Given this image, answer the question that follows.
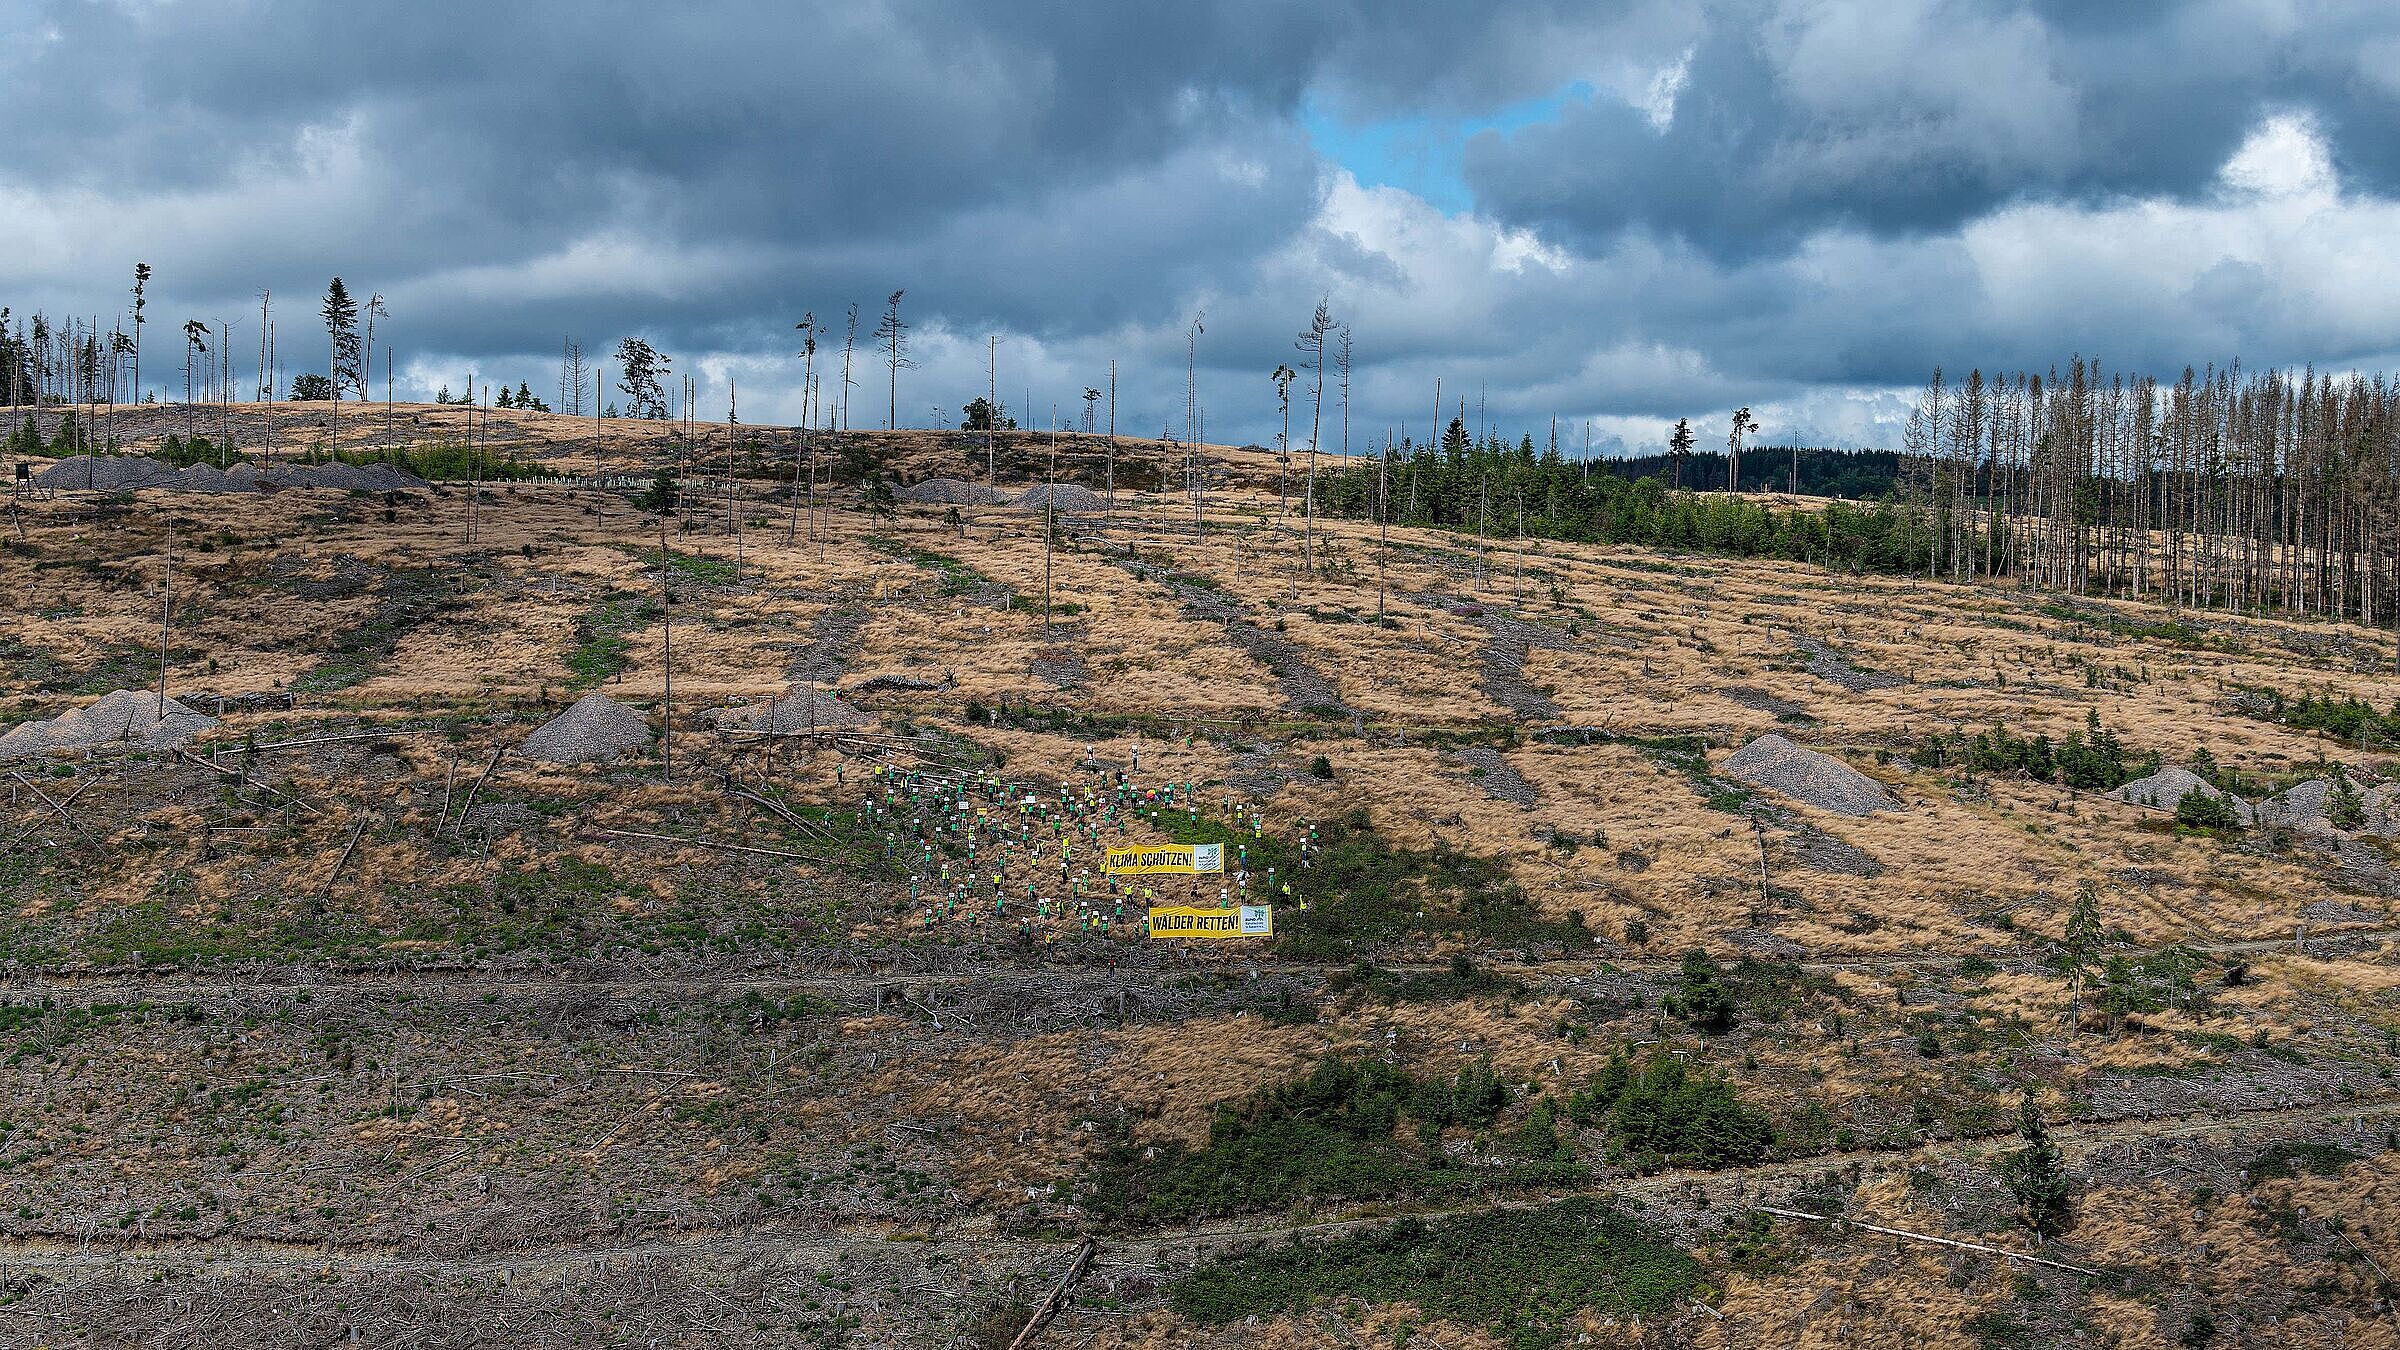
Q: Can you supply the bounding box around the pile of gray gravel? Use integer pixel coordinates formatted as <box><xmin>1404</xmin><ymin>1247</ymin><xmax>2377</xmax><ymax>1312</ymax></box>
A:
<box><xmin>1721</xmin><ymin>733</ymin><xmax>1896</xmax><ymax>815</ymax></box>
<box><xmin>2257</xmin><ymin>776</ymin><xmax>2400</xmax><ymax>836</ymax></box>
<box><xmin>35</xmin><ymin>455</ymin><xmax>426</xmax><ymax>493</ymax></box>
<box><xmin>717</xmin><ymin>688</ymin><xmax>872</xmax><ymax>734</ymax></box>
<box><xmin>1014</xmin><ymin>482</ymin><xmax>1107</xmax><ymax>514</ymax></box>
<box><xmin>899</xmin><ymin>477</ymin><xmax>1006</xmax><ymax>505</ymax></box>
<box><xmin>518</xmin><ymin>692</ymin><xmax>653</xmax><ymax>764</ymax></box>
<box><xmin>2257</xmin><ymin>778</ymin><xmax>2340</xmax><ymax>833</ymax></box>
<box><xmin>0</xmin><ymin>690</ymin><xmax>216</xmax><ymax>760</ymax></box>
<box><xmin>2108</xmin><ymin>766</ymin><xmax>2254</xmax><ymax>821</ymax></box>
<box><xmin>29</xmin><ymin>456</ymin><xmax>178</xmax><ymax>491</ymax></box>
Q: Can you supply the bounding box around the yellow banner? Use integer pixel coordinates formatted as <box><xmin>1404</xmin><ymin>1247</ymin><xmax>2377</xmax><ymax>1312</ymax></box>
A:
<box><xmin>1147</xmin><ymin>905</ymin><xmax>1273</xmax><ymax>939</ymax></box>
<box><xmin>1105</xmin><ymin>842</ymin><xmax>1225</xmax><ymax>875</ymax></box>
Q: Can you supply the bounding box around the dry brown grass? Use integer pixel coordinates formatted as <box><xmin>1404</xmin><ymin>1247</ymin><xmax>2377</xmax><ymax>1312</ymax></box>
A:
<box><xmin>12</xmin><ymin>432</ymin><xmax>2400</xmax><ymax>1347</ymax></box>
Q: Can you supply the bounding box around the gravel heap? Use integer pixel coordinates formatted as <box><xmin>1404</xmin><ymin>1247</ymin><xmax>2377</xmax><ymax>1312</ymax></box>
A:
<box><xmin>718</xmin><ymin>688</ymin><xmax>872</xmax><ymax>734</ymax></box>
<box><xmin>899</xmin><ymin>477</ymin><xmax>1006</xmax><ymax>505</ymax></box>
<box><xmin>2257</xmin><ymin>777</ymin><xmax>2400</xmax><ymax>836</ymax></box>
<box><xmin>2370</xmin><ymin>786</ymin><xmax>2400</xmax><ymax>837</ymax></box>
<box><xmin>2109</xmin><ymin>767</ymin><xmax>2255</xmax><ymax>821</ymax></box>
<box><xmin>1721</xmin><ymin>733</ymin><xmax>1896</xmax><ymax>815</ymax></box>
<box><xmin>35</xmin><ymin>455</ymin><xmax>427</xmax><ymax>493</ymax></box>
<box><xmin>0</xmin><ymin>690</ymin><xmax>216</xmax><ymax>760</ymax></box>
<box><xmin>2300</xmin><ymin>898</ymin><xmax>2384</xmax><ymax>927</ymax></box>
<box><xmin>518</xmin><ymin>692</ymin><xmax>653</xmax><ymax>764</ymax></box>
<box><xmin>31</xmin><ymin>456</ymin><xmax>184</xmax><ymax>490</ymax></box>
<box><xmin>1014</xmin><ymin>482</ymin><xmax>1107</xmax><ymax>514</ymax></box>
<box><xmin>2257</xmin><ymin>778</ymin><xmax>2339</xmax><ymax>833</ymax></box>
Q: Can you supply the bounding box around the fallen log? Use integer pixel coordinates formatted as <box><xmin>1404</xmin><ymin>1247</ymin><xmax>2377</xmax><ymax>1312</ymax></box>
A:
<box><xmin>1754</xmin><ymin>1206</ymin><xmax>2100</xmax><ymax>1276</ymax></box>
<box><xmin>1008</xmin><ymin>1236</ymin><xmax>1098</xmax><ymax>1350</ymax></box>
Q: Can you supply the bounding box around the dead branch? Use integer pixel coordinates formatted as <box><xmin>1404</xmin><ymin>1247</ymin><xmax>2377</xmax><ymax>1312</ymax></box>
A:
<box><xmin>1008</xmin><ymin>1236</ymin><xmax>1098</xmax><ymax>1350</ymax></box>
<box><xmin>175</xmin><ymin>749</ymin><xmax>324</xmax><ymax>816</ymax></box>
<box><xmin>6</xmin><ymin>769</ymin><xmax>96</xmax><ymax>844</ymax></box>
<box><xmin>241</xmin><ymin>728</ymin><xmax>438</xmax><ymax>753</ymax></box>
<box><xmin>1754</xmin><ymin>1206</ymin><xmax>2102</xmax><ymax>1276</ymax></box>
<box><xmin>449</xmin><ymin>746</ymin><xmax>506</xmax><ymax>833</ymax></box>
<box><xmin>319</xmin><ymin>818</ymin><xmax>368</xmax><ymax>898</ymax></box>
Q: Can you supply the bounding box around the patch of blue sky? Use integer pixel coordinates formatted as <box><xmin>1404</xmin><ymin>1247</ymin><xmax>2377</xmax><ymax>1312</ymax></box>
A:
<box><xmin>1301</xmin><ymin>82</ymin><xmax>1593</xmax><ymax>214</ymax></box>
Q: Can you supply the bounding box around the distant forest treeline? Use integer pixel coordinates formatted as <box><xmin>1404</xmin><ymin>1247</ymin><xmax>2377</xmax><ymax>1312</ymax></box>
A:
<box><xmin>1599</xmin><ymin>446</ymin><xmax>1902</xmax><ymax>497</ymax></box>
<box><xmin>1312</xmin><ymin>360</ymin><xmax>2400</xmax><ymax>637</ymax></box>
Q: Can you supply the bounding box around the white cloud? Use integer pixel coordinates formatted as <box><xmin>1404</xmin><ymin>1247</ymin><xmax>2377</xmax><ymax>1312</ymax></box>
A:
<box><xmin>1636</xmin><ymin>48</ymin><xmax>1692</xmax><ymax>132</ymax></box>
<box><xmin>1962</xmin><ymin>112</ymin><xmax>2400</xmax><ymax>362</ymax></box>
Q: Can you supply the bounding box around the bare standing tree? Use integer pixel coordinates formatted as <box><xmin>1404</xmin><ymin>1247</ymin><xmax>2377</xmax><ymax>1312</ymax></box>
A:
<box><xmin>1336</xmin><ymin>327</ymin><xmax>1351</xmax><ymax>464</ymax></box>
<box><xmin>1185</xmin><ymin>311</ymin><xmax>1205</xmax><ymax>523</ymax></box>
<box><xmin>984</xmin><ymin>334</ymin><xmax>1001</xmax><ymax>488</ymax></box>
<box><xmin>657</xmin><ymin>507</ymin><xmax>675</xmax><ymax>784</ymax></box>
<box><xmin>107</xmin><ymin>327</ymin><xmax>132</xmax><ymax>480</ymax></box>
<box><xmin>562</xmin><ymin>338</ymin><xmax>587</xmax><ymax>416</ymax></box>
<box><xmin>1298</xmin><ymin>297</ymin><xmax>1334</xmax><ymax>575</ymax></box>
<box><xmin>1725</xmin><ymin>407</ymin><xmax>1757</xmax><ymax>493</ymax></box>
<box><xmin>180</xmin><ymin>319</ymin><xmax>206</xmax><ymax>438</ymax></box>
<box><xmin>1270</xmin><ymin>362</ymin><xmax>1296</xmax><ymax>512</ymax></box>
<box><xmin>362</xmin><ymin>293</ymin><xmax>387</xmax><ymax>406</ymax></box>
<box><xmin>1376</xmin><ymin>430</ymin><xmax>1391</xmax><ymax>623</ymax></box>
<box><xmin>215</xmin><ymin>316</ymin><xmax>240</xmax><ymax>465</ymax></box>
<box><xmin>875</xmin><ymin>290</ymin><xmax>910</xmax><ymax>430</ymax></box>
<box><xmin>840</xmin><ymin>304</ymin><xmax>858</xmax><ymax>431</ymax></box>
<box><xmin>726</xmin><ymin>379</ymin><xmax>742</xmax><ymax>583</ymax></box>
<box><xmin>789</xmin><ymin>315</ymin><xmax>818</xmax><ymax>543</ymax></box>
<box><xmin>129</xmin><ymin>263</ymin><xmax>149</xmax><ymax>401</ymax></box>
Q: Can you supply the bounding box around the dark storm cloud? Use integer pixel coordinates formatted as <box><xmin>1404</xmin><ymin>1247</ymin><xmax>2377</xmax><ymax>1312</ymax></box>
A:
<box><xmin>2</xmin><ymin>0</ymin><xmax>2398</xmax><ymax>449</ymax></box>
<box><xmin>1463</xmin><ymin>0</ymin><xmax>2400</xmax><ymax>257</ymax></box>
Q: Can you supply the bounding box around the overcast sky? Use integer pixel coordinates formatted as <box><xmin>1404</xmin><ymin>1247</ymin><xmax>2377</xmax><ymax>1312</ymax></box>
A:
<box><xmin>6</xmin><ymin>0</ymin><xmax>2400</xmax><ymax>454</ymax></box>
